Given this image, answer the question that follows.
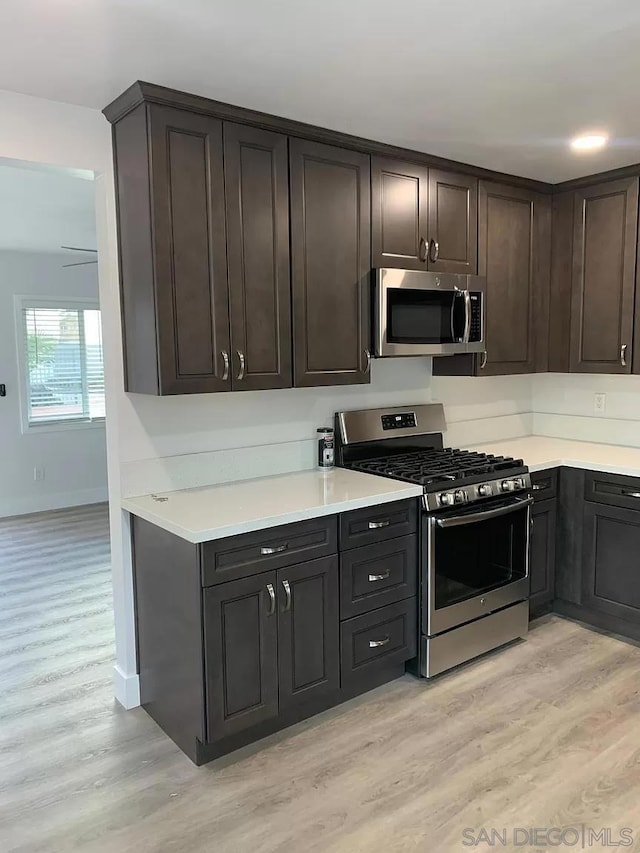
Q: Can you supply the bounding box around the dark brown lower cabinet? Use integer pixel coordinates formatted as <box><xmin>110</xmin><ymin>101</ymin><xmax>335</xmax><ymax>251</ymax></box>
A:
<box><xmin>133</xmin><ymin>499</ymin><xmax>419</xmax><ymax>765</ymax></box>
<box><xmin>529</xmin><ymin>497</ymin><xmax>556</xmax><ymax>618</ymax></box>
<box><xmin>204</xmin><ymin>572</ymin><xmax>279</xmax><ymax>740</ymax></box>
<box><xmin>277</xmin><ymin>557</ymin><xmax>339</xmax><ymax>711</ymax></box>
<box><xmin>582</xmin><ymin>501</ymin><xmax>640</xmax><ymax>626</ymax></box>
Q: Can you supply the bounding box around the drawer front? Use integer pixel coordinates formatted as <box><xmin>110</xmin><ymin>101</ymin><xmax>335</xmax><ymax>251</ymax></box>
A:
<box><xmin>531</xmin><ymin>469</ymin><xmax>558</xmax><ymax>502</ymax></box>
<box><xmin>341</xmin><ymin>599</ymin><xmax>417</xmax><ymax>686</ymax></box>
<box><xmin>340</xmin><ymin>499</ymin><xmax>418</xmax><ymax>550</ymax></box>
<box><xmin>584</xmin><ymin>470</ymin><xmax>640</xmax><ymax>511</ymax></box>
<box><xmin>202</xmin><ymin>516</ymin><xmax>338</xmax><ymax>586</ymax></box>
<box><xmin>340</xmin><ymin>535</ymin><xmax>417</xmax><ymax>619</ymax></box>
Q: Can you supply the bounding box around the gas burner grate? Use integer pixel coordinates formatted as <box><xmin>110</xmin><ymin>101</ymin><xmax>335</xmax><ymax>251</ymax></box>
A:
<box><xmin>349</xmin><ymin>448</ymin><xmax>526</xmax><ymax>490</ymax></box>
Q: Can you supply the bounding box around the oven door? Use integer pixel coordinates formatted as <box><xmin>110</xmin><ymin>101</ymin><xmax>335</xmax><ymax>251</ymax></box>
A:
<box><xmin>375</xmin><ymin>268</ymin><xmax>484</xmax><ymax>357</ymax></box>
<box><xmin>423</xmin><ymin>495</ymin><xmax>532</xmax><ymax>636</ymax></box>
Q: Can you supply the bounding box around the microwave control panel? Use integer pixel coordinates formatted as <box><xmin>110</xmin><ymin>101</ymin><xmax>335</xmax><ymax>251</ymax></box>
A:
<box><xmin>469</xmin><ymin>294</ymin><xmax>482</xmax><ymax>342</ymax></box>
<box><xmin>381</xmin><ymin>412</ymin><xmax>417</xmax><ymax>431</ymax></box>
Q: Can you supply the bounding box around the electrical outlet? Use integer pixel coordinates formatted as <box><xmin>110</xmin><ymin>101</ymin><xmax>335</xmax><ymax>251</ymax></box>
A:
<box><xmin>594</xmin><ymin>393</ymin><xmax>606</xmax><ymax>414</ymax></box>
<box><xmin>33</xmin><ymin>466</ymin><xmax>45</xmax><ymax>482</ymax></box>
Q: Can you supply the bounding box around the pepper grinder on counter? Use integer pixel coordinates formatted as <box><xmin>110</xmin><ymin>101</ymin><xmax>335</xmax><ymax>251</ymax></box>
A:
<box><xmin>317</xmin><ymin>427</ymin><xmax>335</xmax><ymax>470</ymax></box>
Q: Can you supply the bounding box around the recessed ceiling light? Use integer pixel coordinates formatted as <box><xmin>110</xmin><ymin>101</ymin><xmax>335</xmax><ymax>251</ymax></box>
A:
<box><xmin>570</xmin><ymin>133</ymin><xmax>608</xmax><ymax>151</ymax></box>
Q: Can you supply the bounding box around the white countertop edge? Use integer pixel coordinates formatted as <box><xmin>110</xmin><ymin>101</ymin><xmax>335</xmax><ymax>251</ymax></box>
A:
<box><xmin>121</xmin><ymin>484</ymin><xmax>423</xmax><ymax>544</ymax></box>
<box><xmin>529</xmin><ymin>458</ymin><xmax>640</xmax><ymax>477</ymax></box>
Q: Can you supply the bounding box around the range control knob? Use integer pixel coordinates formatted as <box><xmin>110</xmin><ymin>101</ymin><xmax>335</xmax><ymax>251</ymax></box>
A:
<box><xmin>454</xmin><ymin>489</ymin><xmax>467</xmax><ymax>504</ymax></box>
<box><xmin>438</xmin><ymin>492</ymin><xmax>455</xmax><ymax>507</ymax></box>
<box><xmin>501</xmin><ymin>479</ymin><xmax>516</xmax><ymax>493</ymax></box>
<box><xmin>477</xmin><ymin>483</ymin><xmax>493</xmax><ymax>497</ymax></box>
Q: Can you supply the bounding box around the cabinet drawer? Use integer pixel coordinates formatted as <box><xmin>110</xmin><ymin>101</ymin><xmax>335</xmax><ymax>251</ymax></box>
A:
<box><xmin>584</xmin><ymin>471</ymin><xmax>640</xmax><ymax>511</ymax></box>
<box><xmin>340</xmin><ymin>535</ymin><xmax>417</xmax><ymax>619</ymax></box>
<box><xmin>341</xmin><ymin>599</ymin><xmax>417</xmax><ymax>687</ymax></box>
<box><xmin>531</xmin><ymin>469</ymin><xmax>558</xmax><ymax>501</ymax></box>
<box><xmin>339</xmin><ymin>499</ymin><xmax>418</xmax><ymax>550</ymax></box>
<box><xmin>201</xmin><ymin>516</ymin><xmax>338</xmax><ymax>586</ymax></box>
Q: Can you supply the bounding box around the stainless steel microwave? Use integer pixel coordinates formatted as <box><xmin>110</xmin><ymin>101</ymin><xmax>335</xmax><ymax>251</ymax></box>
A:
<box><xmin>374</xmin><ymin>268</ymin><xmax>486</xmax><ymax>357</ymax></box>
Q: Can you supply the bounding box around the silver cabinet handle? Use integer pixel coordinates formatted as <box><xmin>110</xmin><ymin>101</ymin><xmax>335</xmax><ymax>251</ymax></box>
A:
<box><xmin>419</xmin><ymin>236</ymin><xmax>427</xmax><ymax>262</ymax></box>
<box><xmin>368</xmin><ymin>519</ymin><xmax>390</xmax><ymax>529</ymax></box>
<box><xmin>532</xmin><ymin>483</ymin><xmax>548</xmax><ymax>491</ymax></box>
<box><xmin>623</xmin><ymin>491</ymin><xmax>640</xmax><ymax>499</ymax></box>
<box><xmin>266</xmin><ymin>583</ymin><xmax>276</xmax><ymax>617</ymax></box>
<box><xmin>368</xmin><ymin>569</ymin><xmax>391</xmax><ymax>582</ymax></box>
<box><xmin>621</xmin><ymin>344</ymin><xmax>628</xmax><ymax>367</ymax></box>
<box><xmin>221</xmin><ymin>350</ymin><xmax>230</xmax><ymax>381</ymax></box>
<box><xmin>282</xmin><ymin>579</ymin><xmax>291</xmax><ymax>612</ymax></box>
<box><xmin>364</xmin><ymin>349</ymin><xmax>371</xmax><ymax>374</ymax></box>
<box><xmin>429</xmin><ymin>239</ymin><xmax>439</xmax><ymax>263</ymax></box>
<box><xmin>260</xmin><ymin>543</ymin><xmax>287</xmax><ymax>555</ymax></box>
<box><xmin>236</xmin><ymin>350</ymin><xmax>245</xmax><ymax>380</ymax></box>
<box><xmin>369</xmin><ymin>636</ymin><xmax>390</xmax><ymax>648</ymax></box>
<box><xmin>480</xmin><ymin>351</ymin><xmax>488</xmax><ymax>370</ymax></box>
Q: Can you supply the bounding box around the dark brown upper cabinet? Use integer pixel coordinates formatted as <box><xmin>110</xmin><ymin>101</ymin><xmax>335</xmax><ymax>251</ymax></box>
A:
<box><xmin>371</xmin><ymin>158</ymin><xmax>428</xmax><ymax>270</ymax></box>
<box><xmin>569</xmin><ymin>177</ymin><xmax>638</xmax><ymax>375</ymax></box>
<box><xmin>223</xmin><ymin>123</ymin><xmax>292</xmax><ymax>391</ymax></box>
<box><xmin>427</xmin><ymin>169</ymin><xmax>478</xmax><ymax>274</ymax></box>
<box><xmin>290</xmin><ymin>138</ymin><xmax>372</xmax><ymax>388</ymax></box>
<box><xmin>479</xmin><ymin>182</ymin><xmax>551</xmax><ymax>375</ymax></box>
<box><xmin>433</xmin><ymin>181</ymin><xmax>550</xmax><ymax>377</ymax></box>
<box><xmin>371</xmin><ymin>158</ymin><xmax>477</xmax><ymax>274</ymax></box>
<box><xmin>114</xmin><ymin>104</ymin><xmax>231</xmax><ymax>395</ymax></box>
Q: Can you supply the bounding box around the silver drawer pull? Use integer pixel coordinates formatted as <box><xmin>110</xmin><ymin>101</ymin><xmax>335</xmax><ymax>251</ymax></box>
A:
<box><xmin>368</xmin><ymin>520</ymin><xmax>390</xmax><ymax>530</ymax></box>
<box><xmin>623</xmin><ymin>491</ymin><xmax>640</xmax><ymax>499</ymax></box>
<box><xmin>369</xmin><ymin>636</ymin><xmax>390</xmax><ymax>648</ymax></box>
<box><xmin>260</xmin><ymin>544</ymin><xmax>287</xmax><ymax>555</ymax></box>
<box><xmin>532</xmin><ymin>483</ymin><xmax>547</xmax><ymax>491</ymax></box>
<box><xmin>368</xmin><ymin>570</ymin><xmax>391</xmax><ymax>582</ymax></box>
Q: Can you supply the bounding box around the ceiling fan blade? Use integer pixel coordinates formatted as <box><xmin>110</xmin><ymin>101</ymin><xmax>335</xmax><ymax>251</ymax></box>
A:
<box><xmin>61</xmin><ymin>245</ymin><xmax>98</xmax><ymax>253</ymax></box>
<box><xmin>62</xmin><ymin>260</ymin><xmax>99</xmax><ymax>267</ymax></box>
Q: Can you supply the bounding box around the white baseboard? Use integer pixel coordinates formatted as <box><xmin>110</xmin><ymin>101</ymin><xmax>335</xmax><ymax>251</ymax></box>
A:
<box><xmin>113</xmin><ymin>664</ymin><xmax>140</xmax><ymax>709</ymax></box>
<box><xmin>0</xmin><ymin>485</ymin><xmax>109</xmax><ymax>519</ymax></box>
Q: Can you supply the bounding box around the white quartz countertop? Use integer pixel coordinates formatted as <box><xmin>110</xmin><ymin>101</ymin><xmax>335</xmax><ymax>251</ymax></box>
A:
<box><xmin>469</xmin><ymin>436</ymin><xmax>640</xmax><ymax>478</ymax></box>
<box><xmin>122</xmin><ymin>468</ymin><xmax>423</xmax><ymax>544</ymax></box>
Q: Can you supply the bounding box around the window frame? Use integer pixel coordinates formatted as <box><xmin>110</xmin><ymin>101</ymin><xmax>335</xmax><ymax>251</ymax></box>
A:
<box><xmin>14</xmin><ymin>295</ymin><xmax>106</xmax><ymax>434</ymax></box>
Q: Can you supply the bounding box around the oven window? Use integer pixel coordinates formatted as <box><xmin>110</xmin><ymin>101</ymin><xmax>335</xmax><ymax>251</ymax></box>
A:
<box><xmin>434</xmin><ymin>505</ymin><xmax>528</xmax><ymax>610</ymax></box>
<box><xmin>387</xmin><ymin>289</ymin><xmax>464</xmax><ymax>344</ymax></box>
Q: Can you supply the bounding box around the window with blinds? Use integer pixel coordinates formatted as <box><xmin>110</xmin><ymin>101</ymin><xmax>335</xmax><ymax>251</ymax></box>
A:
<box><xmin>20</xmin><ymin>303</ymin><xmax>105</xmax><ymax>426</ymax></box>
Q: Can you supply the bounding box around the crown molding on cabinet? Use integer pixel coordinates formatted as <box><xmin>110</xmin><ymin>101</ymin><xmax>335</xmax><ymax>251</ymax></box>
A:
<box><xmin>103</xmin><ymin>80</ymin><xmax>553</xmax><ymax>195</ymax></box>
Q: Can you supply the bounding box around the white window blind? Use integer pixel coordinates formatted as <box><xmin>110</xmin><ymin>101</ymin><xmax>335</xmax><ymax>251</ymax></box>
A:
<box><xmin>21</xmin><ymin>304</ymin><xmax>105</xmax><ymax>426</ymax></box>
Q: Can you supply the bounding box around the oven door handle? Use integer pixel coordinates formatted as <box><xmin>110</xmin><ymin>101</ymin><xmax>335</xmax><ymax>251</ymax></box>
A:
<box><xmin>435</xmin><ymin>496</ymin><xmax>533</xmax><ymax>528</ymax></box>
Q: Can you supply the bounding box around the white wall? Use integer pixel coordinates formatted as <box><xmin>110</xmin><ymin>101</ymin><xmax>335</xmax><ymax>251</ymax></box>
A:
<box><xmin>0</xmin><ymin>250</ymin><xmax>107</xmax><ymax>516</ymax></box>
<box><xmin>533</xmin><ymin>373</ymin><xmax>640</xmax><ymax>448</ymax></box>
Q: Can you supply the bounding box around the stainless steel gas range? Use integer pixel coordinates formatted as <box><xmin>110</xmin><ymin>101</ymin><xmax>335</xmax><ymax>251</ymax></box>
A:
<box><xmin>335</xmin><ymin>403</ymin><xmax>532</xmax><ymax>677</ymax></box>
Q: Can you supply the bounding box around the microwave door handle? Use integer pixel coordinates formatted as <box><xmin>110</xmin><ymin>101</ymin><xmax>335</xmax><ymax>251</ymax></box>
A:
<box><xmin>462</xmin><ymin>290</ymin><xmax>472</xmax><ymax>343</ymax></box>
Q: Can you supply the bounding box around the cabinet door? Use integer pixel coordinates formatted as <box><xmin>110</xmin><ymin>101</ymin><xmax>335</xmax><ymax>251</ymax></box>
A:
<box><xmin>290</xmin><ymin>139</ymin><xmax>371</xmax><ymax>387</ymax></box>
<box><xmin>148</xmin><ymin>106</ymin><xmax>231</xmax><ymax>394</ymax></box>
<box><xmin>427</xmin><ymin>170</ymin><xmax>478</xmax><ymax>274</ymax></box>
<box><xmin>371</xmin><ymin>157</ymin><xmax>428</xmax><ymax>270</ymax></box>
<box><xmin>204</xmin><ymin>573</ymin><xmax>278</xmax><ymax>740</ymax></box>
<box><xmin>224</xmin><ymin>123</ymin><xmax>292</xmax><ymax>390</ymax></box>
<box><xmin>582</xmin><ymin>502</ymin><xmax>640</xmax><ymax>625</ymax></box>
<box><xmin>277</xmin><ymin>557</ymin><xmax>340</xmax><ymax>712</ymax></box>
<box><xmin>570</xmin><ymin>177</ymin><xmax>638</xmax><ymax>374</ymax></box>
<box><xmin>477</xmin><ymin>181</ymin><xmax>551</xmax><ymax>375</ymax></box>
<box><xmin>529</xmin><ymin>498</ymin><xmax>557</xmax><ymax>618</ymax></box>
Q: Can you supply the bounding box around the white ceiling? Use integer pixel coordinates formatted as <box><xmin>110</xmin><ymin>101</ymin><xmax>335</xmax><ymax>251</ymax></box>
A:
<box><xmin>2</xmin><ymin>0</ymin><xmax>640</xmax><ymax>182</ymax></box>
<box><xmin>0</xmin><ymin>161</ymin><xmax>96</xmax><ymax>253</ymax></box>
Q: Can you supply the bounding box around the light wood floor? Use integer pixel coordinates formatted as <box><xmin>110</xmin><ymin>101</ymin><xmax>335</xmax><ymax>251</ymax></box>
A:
<box><xmin>2</xmin><ymin>506</ymin><xmax>640</xmax><ymax>852</ymax></box>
